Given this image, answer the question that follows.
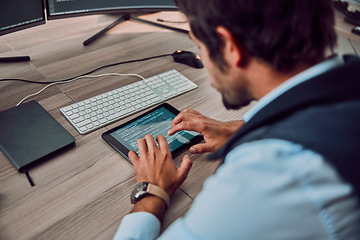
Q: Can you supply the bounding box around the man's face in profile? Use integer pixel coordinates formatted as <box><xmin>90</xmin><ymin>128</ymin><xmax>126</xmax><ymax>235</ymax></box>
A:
<box><xmin>189</xmin><ymin>31</ymin><xmax>253</xmax><ymax>110</ymax></box>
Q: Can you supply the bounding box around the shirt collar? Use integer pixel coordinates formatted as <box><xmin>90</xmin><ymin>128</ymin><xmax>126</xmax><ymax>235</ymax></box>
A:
<box><xmin>242</xmin><ymin>56</ymin><xmax>344</xmax><ymax>122</ymax></box>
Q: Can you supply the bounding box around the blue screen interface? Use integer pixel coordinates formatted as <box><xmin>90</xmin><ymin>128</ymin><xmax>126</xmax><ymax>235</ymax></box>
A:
<box><xmin>110</xmin><ymin>107</ymin><xmax>199</xmax><ymax>155</ymax></box>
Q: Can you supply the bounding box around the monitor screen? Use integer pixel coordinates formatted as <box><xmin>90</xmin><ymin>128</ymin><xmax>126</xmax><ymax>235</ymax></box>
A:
<box><xmin>46</xmin><ymin>0</ymin><xmax>177</xmax><ymax>20</ymax></box>
<box><xmin>0</xmin><ymin>0</ymin><xmax>45</xmax><ymax>36</ymax></box>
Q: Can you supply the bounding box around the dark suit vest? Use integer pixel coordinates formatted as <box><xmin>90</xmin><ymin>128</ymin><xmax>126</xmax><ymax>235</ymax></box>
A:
<box><xmin>210</xmin><ymin>55</ymin><xmax>360</xmax><ymax>199</ymax></box>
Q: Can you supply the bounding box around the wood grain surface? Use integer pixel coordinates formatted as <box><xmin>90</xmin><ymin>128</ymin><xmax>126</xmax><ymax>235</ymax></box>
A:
<box><xmin>0</xmin><ymin>10</ymin><xmax>359</xmax><ymax>240</ymax></box>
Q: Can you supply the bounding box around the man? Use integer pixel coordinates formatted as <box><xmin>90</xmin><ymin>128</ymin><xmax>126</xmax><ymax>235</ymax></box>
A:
<box><xmin>114</xmin><ymin>0</ymin><xmax>360</xmax><ymax>239</ymax></box>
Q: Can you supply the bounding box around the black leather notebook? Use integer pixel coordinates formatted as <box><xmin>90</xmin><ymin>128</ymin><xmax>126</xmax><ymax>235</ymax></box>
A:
<box><xmin>0</xmin><ymin>101</ymin><xmax>75</xmax><ymax>172</ymax></box>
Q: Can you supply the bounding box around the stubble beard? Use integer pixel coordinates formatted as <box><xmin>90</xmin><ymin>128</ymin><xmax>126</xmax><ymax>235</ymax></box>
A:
<box><xmin>221</xmin><ymin>90</ymin><xmax>254</xmax><ymax>110</ymax></box>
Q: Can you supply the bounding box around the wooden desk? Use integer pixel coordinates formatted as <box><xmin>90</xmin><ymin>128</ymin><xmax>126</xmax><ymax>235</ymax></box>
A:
<box><xmin>0</xmin><ymin>12</ymin><xmax>246</xmax><ymax>240</ymax></box>
<box><xmin>0</xmin><ymin>10</ymin><xmax>359</xmax><ymax>240</ymax></box>
<box><xmin>334</xmin><ymin>9</ymin><xmax>360</xmax><ymax>55</ymax></box>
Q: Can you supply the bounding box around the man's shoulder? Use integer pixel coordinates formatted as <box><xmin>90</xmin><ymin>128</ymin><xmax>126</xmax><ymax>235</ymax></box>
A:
<box><xmin>184</xmin><ymin>139</ymin><xmax>360</xmax><ymax>239</ymax></box>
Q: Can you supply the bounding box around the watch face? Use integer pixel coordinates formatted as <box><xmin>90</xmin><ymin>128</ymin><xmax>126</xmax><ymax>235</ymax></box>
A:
<box><xmin>130</xmin><ymin>182</ymin><xmax>149</xmax><ymax>204</ymax></box>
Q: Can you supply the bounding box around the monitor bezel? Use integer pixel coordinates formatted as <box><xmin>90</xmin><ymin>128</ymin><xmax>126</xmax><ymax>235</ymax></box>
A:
<box><xmin>45</xmin><ymin>1</ymin><xmax>178</xmax><ymax>20</ymax></box>
<box><xmin>0</xmin><ymin>0</ymin><xmax>46</xmax><ymax>36</ymax></box>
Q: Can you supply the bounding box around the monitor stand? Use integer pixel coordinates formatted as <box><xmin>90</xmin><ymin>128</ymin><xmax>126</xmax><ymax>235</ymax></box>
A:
<box><xmin>0</xmin><ymin>56</ymin><xmax>30</xmax><ymax>63</ymax></box>
<box><xmin>83</xmin><ymin>13</ymin><xmax>189</xmax><ymax>46</ymax></box>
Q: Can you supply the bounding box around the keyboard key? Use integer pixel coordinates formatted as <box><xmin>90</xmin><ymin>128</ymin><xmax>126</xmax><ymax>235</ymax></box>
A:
<box><xmin>77</xmin><ymin>119</ymin><xmax>91</xmax><ymax>127</ymax></box>
<box><xmin>62</xmin><ymin>106</ymin><xmax>72</xmax><ymax>112</ymax></box>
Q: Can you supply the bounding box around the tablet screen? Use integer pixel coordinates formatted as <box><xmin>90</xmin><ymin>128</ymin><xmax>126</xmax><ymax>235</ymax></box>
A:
<box><xmin>103</xmin><ymin>104</ymin><xmax>201</xmax><ymax>160</ymax></box>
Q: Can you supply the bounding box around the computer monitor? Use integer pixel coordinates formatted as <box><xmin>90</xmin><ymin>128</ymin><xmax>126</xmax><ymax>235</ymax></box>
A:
<box><xmin>45</xmin><ymin>0</ymin><xmax>177</xmax><ymax>20</ymax></box>
<box><xmin>0</xmin><ymin>0</ymin><xmax>45</xmax><ymax>62</ymax></box>
<box><xmin>0</xmin><ymin>0</ymin><xmax>45</xmax><ymax>36</ymax></box>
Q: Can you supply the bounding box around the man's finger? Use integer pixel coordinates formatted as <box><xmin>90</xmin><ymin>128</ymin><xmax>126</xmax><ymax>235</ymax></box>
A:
<box><xmin>144</xmin><ymin>134</ymin><xmax>157</xmax><ymax>150</ymax></box>
<box><xmin>128</xmin><ymin>150</ymin><xmax>139</xmax><ymax>163</ymax></box>
<box><xmin>171</xmin><ymin>112</ymin><xmax>186</xmax><ymax>128</ymax></box>
<box><xmin>190</xmin><ymin>142</ymin><xmax>214</xmax><ymax>154</ymax></box>
<box><xmin>182</xmin><ymin>108</ymin><xmax>201</xmax><ymax>115</ymax></box>
<box><xmin>156</xmin><ymin>135</ymin><xmax>171</xmax><ymax>155</ymax></box>
<box><xmin>168</xmin><ymin>119</ymin><xmax>202</xmax><ymax>136</ymax></box>
<box><xmin>178</xmin><ymin>154</ymin><xmax>193</xmax><ymax>183</ymax></box>
<box><xmin>137</xmin><ymin>138</ymin><xmax>148</xmax><ymax>156</ymax></box>
<box><xmin>171</xmin><ymin>109</ymin><xmax>199</xmax><ymax>128</ymax></box>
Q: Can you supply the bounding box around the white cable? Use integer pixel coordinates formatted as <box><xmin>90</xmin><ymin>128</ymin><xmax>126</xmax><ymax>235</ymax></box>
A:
<box><xmin>16</xmin><ymin>73</ymin><xmax>145</xmax><ymax>106</ymax></box>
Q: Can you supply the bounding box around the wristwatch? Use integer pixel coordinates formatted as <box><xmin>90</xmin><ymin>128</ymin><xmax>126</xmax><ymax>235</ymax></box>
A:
<box><xmin>130</xmin><ymin>182</ymin><xmax>170</xmax><ymax>207</ymax></box>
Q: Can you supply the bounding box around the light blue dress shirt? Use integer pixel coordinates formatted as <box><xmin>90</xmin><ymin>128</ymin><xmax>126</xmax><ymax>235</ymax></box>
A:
<box><xmin>113</xmin><ymin>57</ymin><xmax>360</xmax><ymax>240</ymax></box>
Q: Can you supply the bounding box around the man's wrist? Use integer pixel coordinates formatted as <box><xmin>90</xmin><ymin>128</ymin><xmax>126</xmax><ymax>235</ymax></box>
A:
<box><xmin>228</xmin><ymin>120</ymin><xmax>245</xmax><ymax>132</ymax></box>
<box><xmin>146</xmin><ymin>183</ymin><xmax>170</xmax><ymax>207</ymax></box>
<box><xmin>130</xmin><ymin>182</ymin><xmax>170</xmax><ymax>207</ymax></box>
<box><xmin>131</xmin><ymin>195</ymin><xmax>167</xmax><ymax>221</ymax></box>
<box><xmin>130</xmin><ymin>182</ymin><xmax>171</xmax><ymax>222</ymax></box>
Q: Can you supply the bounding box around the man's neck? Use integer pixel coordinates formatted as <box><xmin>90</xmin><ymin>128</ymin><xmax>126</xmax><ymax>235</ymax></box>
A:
<box><xmin>247</xmin><ymin>60</ymin><xmax>314</xmax><ymax>100</ymax></box>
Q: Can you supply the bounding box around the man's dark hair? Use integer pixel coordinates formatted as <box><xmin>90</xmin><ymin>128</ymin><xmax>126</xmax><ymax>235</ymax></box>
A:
<box><xmin>175</xmin><ymin>0</ymin><xmax>337</xmax><ymax>72</ymax></box>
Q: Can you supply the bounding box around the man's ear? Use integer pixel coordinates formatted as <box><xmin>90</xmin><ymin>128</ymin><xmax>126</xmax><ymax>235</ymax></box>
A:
<box><xmin>216</xmin><ymin>26</ymin><xmax>247</xmax><ymax>67</ymax></box>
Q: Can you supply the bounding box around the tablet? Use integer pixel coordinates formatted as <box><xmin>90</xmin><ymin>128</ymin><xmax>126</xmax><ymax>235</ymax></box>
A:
<box><xmin>102</xmin><ymin>103</ymin><xmax>203</xmax><ymax>162</ymax></box>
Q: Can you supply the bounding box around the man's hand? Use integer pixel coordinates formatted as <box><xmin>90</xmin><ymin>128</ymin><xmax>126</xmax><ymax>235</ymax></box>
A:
<box><xmin>129</xmin><ymin>134</ymin><xmax>192</xmax><ymax>197</ymax></box>
<box><xmin>128</xmin><ymin>134</ymin><xmax>192</xmax><ymax>221</ymax></box>
<box><xmin>168</xmin><ymin>108</ymin><xmax>244</xmax><ymax>154</ymax></box>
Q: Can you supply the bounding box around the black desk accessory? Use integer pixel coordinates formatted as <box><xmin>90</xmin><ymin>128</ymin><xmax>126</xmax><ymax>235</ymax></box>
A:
<box><xmin>0</xmin><ymin>101</ymin><xmax>75</xmax><ymax>186</ymax></box>
<box><xmin>352</xmin><ymin>26</ymin><xmax>360</xmax><ymax>36</ymax></box>
<box><xmin>0</xmin><ymin>56</ymin><xmax>31</xmax><ymax>63</ymax></box>
<box><xmin>83</xmin><ymin>13</ymin><xmax>189</xmax><ymax>46</ymax></box>
<box><xmin>172</xmin><ymin>50</ymin><xmax>204</xmax><ymax>69</ymax></box>
<box><xmin>346</xmin><ymin>13</ymin><xmax>360</xmax><ymax>26</ymax></box>
<box><xmin>333</xmin><ymin>0</ymin><xmax>349</xmax><ymax>14</ymax></box>
<box><xmin>333</xmin><ymin>0</ymin><xmax>360</xmax><ymax>26</ymax></box>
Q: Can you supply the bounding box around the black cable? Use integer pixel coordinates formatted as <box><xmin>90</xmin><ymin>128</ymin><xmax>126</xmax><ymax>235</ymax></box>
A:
<box><xmin>25</xmin><ymin>171</ymin><xmax>35</xmax><ymax>187</ymax></box>
<box><xmin>0</xmin><ymin>53</ymin><xmax>172</xmax><ymax>84</ymax></box>
<box><xmin>156</xmin><ymin>18</ymin><xmax>188</xmax><ymax>24</ymax></box>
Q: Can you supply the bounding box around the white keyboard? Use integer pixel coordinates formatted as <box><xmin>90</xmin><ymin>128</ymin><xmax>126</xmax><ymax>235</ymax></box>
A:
<box><xmin>61</xmin><ymin>69</ymin><xmax>197</xmax><ymax>134</ymax></box>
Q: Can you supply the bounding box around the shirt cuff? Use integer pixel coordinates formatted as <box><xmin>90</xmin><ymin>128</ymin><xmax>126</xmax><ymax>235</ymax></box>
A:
<box><xmin>113</xmin><ymin>212</ymin><xmax>161</xmax><ymax>240</ymax></box>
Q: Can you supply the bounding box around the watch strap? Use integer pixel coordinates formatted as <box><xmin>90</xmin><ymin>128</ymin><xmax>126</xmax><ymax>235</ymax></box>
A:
<box><xmin>147</xmin><ymin>183</ymin><xmax>170</xmax><ymax>207</ymax></box>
